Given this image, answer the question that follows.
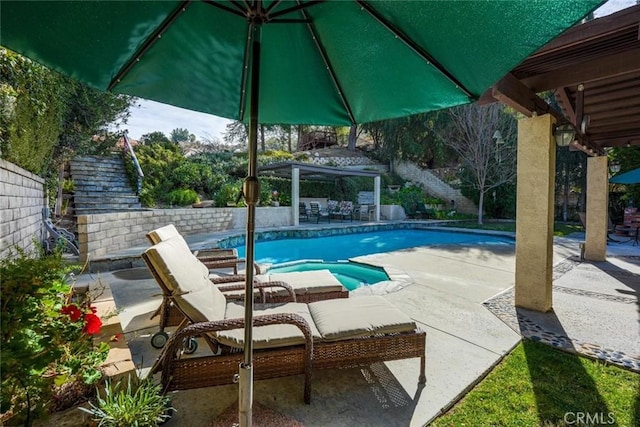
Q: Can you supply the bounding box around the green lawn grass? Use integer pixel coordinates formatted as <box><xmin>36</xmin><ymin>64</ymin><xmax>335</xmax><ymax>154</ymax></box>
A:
<box><xmin>443</xmin><ymin>221</ymin><xmax>583</xmax><ymax>237</ymax></box>
<box><xmin>430</xmin><ymin>341</ymin><xmax>639</xmax><ymax>427</ymax></box>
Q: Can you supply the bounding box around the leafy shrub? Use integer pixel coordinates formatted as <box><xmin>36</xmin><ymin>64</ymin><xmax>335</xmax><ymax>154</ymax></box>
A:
<box><xmin>215</xmin><ymin>181</ymin><xmax>242</xmax><ymax>207</ymax></box>
<box><xmin>166</xmin><ymin>189</ymin><xmax>199</xmax><ymax>206</ymax></box>
<box><xmin>169</xmin><ymin>161</ymin><xmax>224</xmax><ymax>197</ymax></box>
<box><xmin>80</xmin><ymin>375</ymin><xmax>173</xmax><ymax>427</ymax></box>
<box><xmin>0</xmin><ymin>249</ymin><xmax>108</xmax><ymax>424</ymax></box>
<box><xmin>125</xmin><ymin>142</ymin><xmax>185</xmax><ymax>206</ymax></box>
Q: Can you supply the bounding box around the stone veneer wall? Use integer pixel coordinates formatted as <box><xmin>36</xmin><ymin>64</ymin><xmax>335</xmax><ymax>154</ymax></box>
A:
<box><xmin>306</xmin><ymin>155</ymin><xmax>384</xmax><ymax>169</ymax></box>
<box><xmin>77</xmin><ymin>206</ymin><xmax>292</xmax><ymax>262</ymax></box>
<box><xmin>0</xmin><ymin>159</ymin><xmax>46</xmax><ymax>258</ymax></box>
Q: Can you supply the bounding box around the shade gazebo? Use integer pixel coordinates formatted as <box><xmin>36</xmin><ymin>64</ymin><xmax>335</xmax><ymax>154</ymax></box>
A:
<box><xmin>259</xmin><ymin>161</ymin><xmax>381</xmax><ymax>224</ymax></box>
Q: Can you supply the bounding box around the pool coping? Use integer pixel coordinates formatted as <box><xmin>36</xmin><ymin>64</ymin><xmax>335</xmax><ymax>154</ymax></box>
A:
<box><xmin>87</xmin><ymin>221</ymin><xmax>515</xmax><ymax>272</ymax></box>
<box><xmin>215</xmin><ymin>222</ymin><xmax>516</xmax><ymax>249</ymax></box>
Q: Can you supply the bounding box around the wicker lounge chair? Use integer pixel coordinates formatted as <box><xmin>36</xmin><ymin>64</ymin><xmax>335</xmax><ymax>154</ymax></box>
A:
<box><xmin>145</xmin><ymin>238</ymin><xmax>426</xmax><ymax>403</ymax></box>
<box><xmin>145</xmin><ymin>227</ymin><xmax>347</xmax><ymax>347</ymax></box>
<box><xmin>147</xmin><ymin>225</ymin><xmax>348</xmax><ymax>302</ymax></box>
<box><xmin>147</xmin><ymin>224</ymin><xmax>251</xmax><ymax>274</ymax></box>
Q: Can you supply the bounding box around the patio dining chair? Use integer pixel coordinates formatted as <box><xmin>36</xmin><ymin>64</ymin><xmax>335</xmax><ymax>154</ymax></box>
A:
<box><xmin>332</xmin><ymin>201</ymin><xmax>354</xmax><ymax>222</ymax></box>
<box><xmin>309</xmin><ymin>201</ymin><xmax>330</xmax><ymax>223</ymax></box>
<box><xmin>299</xmin><ymin>202</ymin><xmax>310</xmax><ymax>222</ymax></box>
<box><xmin>145</xmin><ymin>238</ymin><xmax>426</xmax><ymax>403</ymax></box>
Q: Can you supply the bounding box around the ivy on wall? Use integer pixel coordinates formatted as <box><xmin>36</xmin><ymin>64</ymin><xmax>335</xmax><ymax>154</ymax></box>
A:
<box><xmin>0</xmin><ymin>48</ymin><xmax>132</xmax><ymax>177</ymax></box>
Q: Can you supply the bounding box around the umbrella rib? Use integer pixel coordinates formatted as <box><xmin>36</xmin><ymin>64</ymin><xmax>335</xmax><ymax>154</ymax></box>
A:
<box><xmin>229</xmin><ymin>0</ymin><xmax>249</xmax><ymax>14</ymax></box>
<box><xmin>265</xmin><ymin>0</ymin><xmax>282</xmax><ymax>15</ymax></box>
<box><xmin>238</xmin><ymin>23</ymin><xmax>255</xmax><ymax>121</ymax></box>
<box><xmin>356</xmin><ymin>0</ymin><xmax>475</xmax><ymax>100</ymax></box>
<box><xmin>108</xmin><ymin>0</ymin><xmax>192</xmax><ymax>91</ymax></box>
<box><xmin>201</xmin><ymin>0</ymin><xmax>247</xmax><ymax>17</ymax></box>
<box><xmin>297</xmin><ymin>2</ymin><xmax>356</xmax><ymax>124</ymax></box>
<box><xmin>269</xmin><ymin>0</ymin><xmax>325</xmax><ymax>20</ymax></box>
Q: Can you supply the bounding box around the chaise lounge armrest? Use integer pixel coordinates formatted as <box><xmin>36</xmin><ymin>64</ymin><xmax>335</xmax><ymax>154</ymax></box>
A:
<box><xmin>155</xmin><ymin>312</ymin><xmax>314</xmax><ymax>403</ymax></box>
<box><xmin>199</xmin><ymin>257</ymin><xmax>262</xmax><ymax>274</ymax></box>
<box><xmin>216</xmin><ymin>280</ymin><xmax>297</xmax><ymax>303</ymax></box>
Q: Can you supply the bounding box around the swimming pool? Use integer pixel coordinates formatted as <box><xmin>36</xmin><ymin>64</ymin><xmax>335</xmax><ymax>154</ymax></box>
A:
<box><xmin>234</xmin><ymin>228</ymin><xmax>513</xmax><ymax>265</ymax></box>
<box><xmin>268</xmin><ymin>261</ymin><xmax>390</xmax><ymax>291</ymax></box>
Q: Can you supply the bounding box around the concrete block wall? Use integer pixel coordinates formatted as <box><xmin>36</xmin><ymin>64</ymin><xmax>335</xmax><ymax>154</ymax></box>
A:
<box><xmin>0</xmin><ymin>159</ymin><xmax>46</xmax><ymax>258</ymax></box>
<box><xmin>394</xmin><ymin>160</ymin><xmax>477</xmax><ymax>215</ymax></box>
<box><xmin>77</xmin><ymin>206</ymin><xmax>292</xmax><ymax>262</ymax></box>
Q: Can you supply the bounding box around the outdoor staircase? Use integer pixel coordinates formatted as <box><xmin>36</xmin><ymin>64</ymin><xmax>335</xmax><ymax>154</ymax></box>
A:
<box><xmin>393</xmin><ymin>160</ymin><xmax>477</xmax><ymax>215</ymax></box>
<box><xmin>69</xmin><ymin>155</ymin><xmax>142</xmax><ymax>216</ymax></box>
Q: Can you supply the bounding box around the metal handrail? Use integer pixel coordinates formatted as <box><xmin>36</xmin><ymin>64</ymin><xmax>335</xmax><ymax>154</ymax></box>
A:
<box><xmin>122</xmin><ymin>131</ymin><xmax>144</xmax><ymax>195</ymax></box>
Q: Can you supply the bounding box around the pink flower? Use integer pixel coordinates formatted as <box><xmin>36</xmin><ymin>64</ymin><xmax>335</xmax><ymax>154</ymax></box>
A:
<box><xmin>60</xmin><ymin>305</ymin><xmax>82</xmax><ymax>322</ymax></box>
<box><xmin>83</xmin><ymin>313</ymin><xmax>102</xmax><ymax>335</ymax></box>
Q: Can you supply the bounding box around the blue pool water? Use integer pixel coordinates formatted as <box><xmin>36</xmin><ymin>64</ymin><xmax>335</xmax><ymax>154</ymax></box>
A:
<box><xmin>268</xmin><ymin>261</ymin><xmax>390</xmax><ymax>291</ymax></box>
<box><xmin>235</xmin><ymin>229</ymin><xmax>513</xmax><ymax>265</ymax></box>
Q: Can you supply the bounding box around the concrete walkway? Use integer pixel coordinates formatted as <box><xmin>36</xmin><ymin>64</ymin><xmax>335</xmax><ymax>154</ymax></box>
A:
<box><xmin>76</xmin><ymin>229</ymin><xmax>639</xmax><ymax>426</ymax></box>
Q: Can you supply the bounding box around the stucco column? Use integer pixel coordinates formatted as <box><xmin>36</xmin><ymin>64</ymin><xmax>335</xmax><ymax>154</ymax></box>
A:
<box><xmin>292</xmin><ymin>167</ymin><xmax>300</xmax><ymax>226</ymax></box>
<box><xmin>584</xmin><ymin>156</ymin><xmax>608</xmax><ymax>261</ymax></box>
<box><xmin>374</xmin><ymin>175</ymin><xmax>381</xmax><ymax>221</ymax></box>
<box><xmin>515</xmin><ymin>114</ymin><xmax>556</xmax><ymax>312</ymax></box>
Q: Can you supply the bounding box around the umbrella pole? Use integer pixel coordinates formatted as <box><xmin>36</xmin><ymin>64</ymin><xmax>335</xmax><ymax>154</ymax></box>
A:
<box><xmin>239</xmin><ymin>22</ymin><xmax>262</xmax><ymax>427</ymax></box>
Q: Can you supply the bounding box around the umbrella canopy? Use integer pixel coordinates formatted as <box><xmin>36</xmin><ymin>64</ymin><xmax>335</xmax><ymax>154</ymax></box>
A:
<box><xmin>1</xmin><ymin>1</ymin><xmax>603</xmax><ymax>426</ymax></box>
<box><xmin>610</xmin><ymin>167</ymin><xmax>640</xmax><ymax>185</ymax></box>
<box><xmin>2</xmin><ymin>1</ymin><xmax>602</xmax><ymax>125</ymax></box>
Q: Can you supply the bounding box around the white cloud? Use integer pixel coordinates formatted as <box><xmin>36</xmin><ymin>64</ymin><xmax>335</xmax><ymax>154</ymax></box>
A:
<box><xmin>117</xmin><ymin>98</ymin><xmax>233</xmax><ymax>142</ymax></box>
<box><xmin>594</xmin><ymin>0</ymin><xmax>636</xmax><ymax>17</ymax></box>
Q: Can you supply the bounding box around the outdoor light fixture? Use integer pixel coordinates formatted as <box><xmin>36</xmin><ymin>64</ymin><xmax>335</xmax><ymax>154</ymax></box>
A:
<box><xmin>553</xmin><ymin>123</ymin><xmax>576</xmax><ymax>147</ymax></box>
<box><xmin>492</xmin><ymin>130</ymin><xmax>504</xmax><ymax>145</ymax></box>
<box><xmin>610</xmin><ymin>162</ymin><xmax>621</xmax><ymax>173</ymax></box>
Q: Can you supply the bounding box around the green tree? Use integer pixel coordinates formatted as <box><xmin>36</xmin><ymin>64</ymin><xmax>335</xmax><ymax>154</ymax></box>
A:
<box><xmin>170</xmin><ymin>128</ymin><xmax>190</xmax><ymax>144</ymax></box>
<box><xmin>139</xmin><ymin>131</ymin><xmax>170</xmax><ymax>145</ymax></box>
<box><xmin>609</xmin><ymin>145</ymin><xmax>640</xmax><ymax>214</ymax></box>
<box><xmin>362</xmin><ymin>112</ymin><xmax>454</xmax><ymax>170</ymax></box>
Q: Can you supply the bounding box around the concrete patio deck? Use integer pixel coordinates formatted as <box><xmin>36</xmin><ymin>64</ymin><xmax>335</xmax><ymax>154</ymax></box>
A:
<box><xmin>75</xmin><ymin>227</ymin><xmax>639</xmax><ymax>426</ymax></box>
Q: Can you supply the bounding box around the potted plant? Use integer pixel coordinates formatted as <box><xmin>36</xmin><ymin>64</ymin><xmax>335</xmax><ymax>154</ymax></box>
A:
<box><xmin>80</xmin><ymin>375</ymin><xmax>173</xmax><ymax>427</ymax></box>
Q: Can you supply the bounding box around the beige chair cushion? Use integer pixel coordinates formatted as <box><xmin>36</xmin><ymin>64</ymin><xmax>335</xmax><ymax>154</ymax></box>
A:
<box><xmin>147</xmin><ymin>224</ymin><xmax>180</xmax><ymax>244</ymax></box>
<box><xmin>217</xmin><ymin>302</ymin><xmax>322</xmax><ymax>349</ymax></box>
<box><xmin>144</xmin><ymin>238</ymin><xmax>226</xmax><ymax>322</ymax></box>
<box><xmin>309</xmin><ymin>296</ymin><xmax>416</xmax><ymax>342</ymax></box>
<box><xmin>257</xmin><ymin>270</ymin><xmax>345</xmax><ymax>297</ymax></box>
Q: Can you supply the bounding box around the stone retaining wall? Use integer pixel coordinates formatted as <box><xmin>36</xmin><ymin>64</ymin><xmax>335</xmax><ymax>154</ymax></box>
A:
<box><xmin>307</xmin><ymin>155</ymin><xmax>378</xmax><ymax>167</ymax></box>
<box><xmin>77</xmin><ymin>206</ymin><xmax>292</xmax><ymax>262</ymax></box>
<box><xmin>0</xmin><ymin>159</ymin><xmax>46</xmax><ymax>258</ymax></box>
<box><xmin>394</xmin><ymin>160</ymin><xmax>477</xmax><ymax>214</ymax></box>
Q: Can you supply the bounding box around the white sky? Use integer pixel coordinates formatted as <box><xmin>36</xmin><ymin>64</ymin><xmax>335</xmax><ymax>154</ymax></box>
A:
<box><xmin>117</xmin><ymin>0</ymin><xmax>635</xmax><ymax>142</ymax></box>
<box><xmin>117</xmin><ymin>99</ymin><xmax>233</xmax><ymax>143</ymax></box>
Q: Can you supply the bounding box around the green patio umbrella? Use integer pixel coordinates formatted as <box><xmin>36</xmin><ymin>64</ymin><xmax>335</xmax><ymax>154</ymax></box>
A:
<box><xmin>1</xmin><ymin>1</ymin><xmax>603</xmax><ymax>425</ymax></box>
<box><xmin>610</xmin><ymin>167</ymin><xmax>640</xmax><ymax>185</ymax></box>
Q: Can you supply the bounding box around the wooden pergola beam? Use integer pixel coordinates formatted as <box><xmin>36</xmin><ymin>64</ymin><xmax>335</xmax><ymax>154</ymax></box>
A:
<box><xmin>483</xmin><ymin>73</ymin><xmax>563</xmax><ymax>120</ymax></box>
<box><xmin>556</xmin><ymin>87</ymin><xmax>575</xmax><ymax>125</ymax></box>
<box><xmin>521</xmin><ymin>49</ymin><xmax>640</xmax><ymax>93</ymax></box>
